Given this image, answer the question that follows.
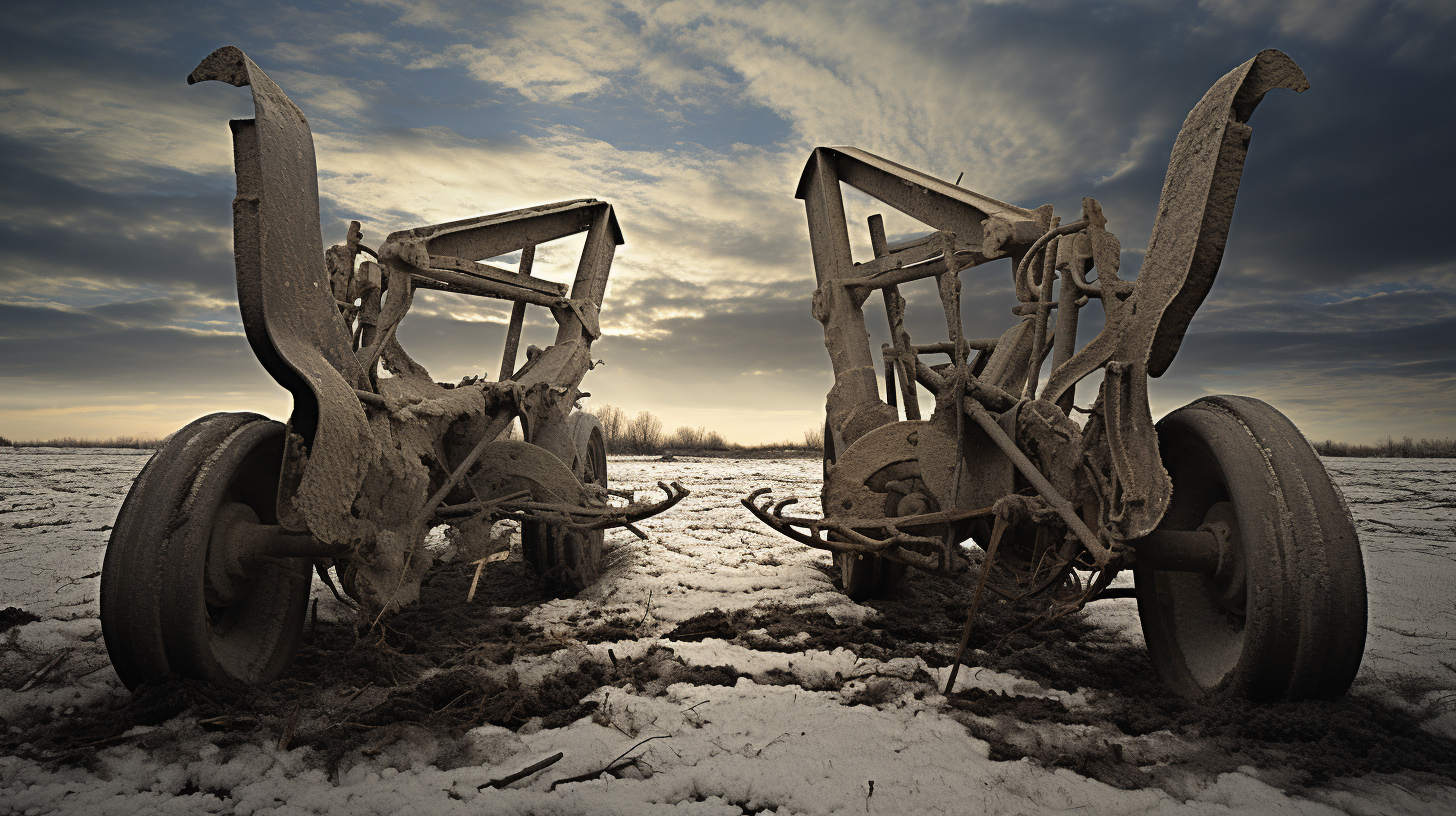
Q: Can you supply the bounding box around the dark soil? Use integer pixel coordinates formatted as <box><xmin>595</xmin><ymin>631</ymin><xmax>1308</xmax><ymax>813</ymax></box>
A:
<box><xmin>7</xmin><ymin>548</ymin><xmax>1455</xmax><ymax>797</ymax></box>
<box><xmin>660</xmin><ymin>563</ymin><xmax>1456</xmax><ymax>792</ymax></box>
<box><xmin>2</xmin><ymin>555</ymin><xmax>739</xmax><ymax>778</ymax></box>
<box><xmin>862</xmin><ymin>565</ymin><xmax>1456</xmax><ymax>792</ymax></box>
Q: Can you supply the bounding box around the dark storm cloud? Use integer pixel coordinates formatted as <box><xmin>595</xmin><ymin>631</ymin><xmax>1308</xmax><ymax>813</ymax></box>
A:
<box><xmin>0</xmin><ymin>137</ymin><xmax>236</xmax><ymax>294</ymax></box>
<box><xmin>1175</xmin><ymin>317</ymin><xmax>1456</xmax><ymax>376</ymax></box>
<box><xmin>876</xmin><ymin>3</ymin><xmax>1456</xmax><ymax>315</ymax></box>
<box><xmin>87</xmin><ymin>296</ymin><xmax>199</xmax><ymax>327</ymax></box>
<box><xmin>0</xmin><ymin>303</ymin><xmax>111</xmax><ymax>340</ymax></box>
<box><xmin>0</xmin><ymin>304</ymin><xmax>263</xmax><ymax>390</ymax></box>
<box><xmin>1196</xmin><ymin>289</ymin><xmax>1456</xmax><ymax>334</ymax></box>
<box><xmin>1</xmin><ymin>0</ymin><xmax>1452</xmax><ymax>441</ymax></box>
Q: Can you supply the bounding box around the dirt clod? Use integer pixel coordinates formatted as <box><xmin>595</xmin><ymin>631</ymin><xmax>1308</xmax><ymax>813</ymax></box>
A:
<box><xmin>0</xmin><ymin>607</ymin><xmax>40</xmax><ymax>633</ymax></box>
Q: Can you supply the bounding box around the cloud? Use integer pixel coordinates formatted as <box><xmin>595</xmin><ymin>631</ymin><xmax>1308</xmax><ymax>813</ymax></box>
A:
<box><xmin>0</xmin><ymin>1</ymin><xmax>178</xmax><ymax>55</ymax></box>
<box><xmin>0</xmin><ymin>0</ymin><xmax>1452</xmax><ymax>442</ymax></box>
<box><xmin>1195</xmin><ymin>0</ymin><xmax>1456</xmax><ymax>63</ymax></box>
<box><xmin>0</xmin><ymin>60</ymin><xmax>244</xmax><ymax>188</ymax></box>
<box><xmin>1197</xmin><ymin>0</ymin><xmax>1381</xmax><ymax>42</ymax></box>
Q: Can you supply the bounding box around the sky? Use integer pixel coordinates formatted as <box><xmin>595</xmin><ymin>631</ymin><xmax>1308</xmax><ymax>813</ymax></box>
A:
<box><xmin>1</xmin><ymin>0</ymin><xmax>1453</xmax><ymax>446</ymax></box>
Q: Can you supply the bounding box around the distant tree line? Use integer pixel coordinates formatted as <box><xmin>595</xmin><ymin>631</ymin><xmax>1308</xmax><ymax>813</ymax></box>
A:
<box><xmin>1313</xmin><ymin>436</ymin><xmax>1456</xmax><ymax>458</ymax></box>
<box><xmin>1</xmin><ymin>435</ymin><xmax>167</xmax><ymax>449</ymax></box>
<box><xmin>585</xmin><ymin>404</ymin><xmax>729</xmax><ymax>453</ymax></box>
<box><xmin>4</xmin><ymin>428</ymin><xmax>1453</xmax><ymax>459</ymax></box>
<box><xmin>583</xmin><ymin>405</ymin><xmax>823</xmax><ymax>455</ymax></box>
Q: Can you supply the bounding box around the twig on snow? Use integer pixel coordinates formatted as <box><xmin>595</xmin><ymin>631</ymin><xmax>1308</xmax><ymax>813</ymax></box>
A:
<box><xmin>17</xmin><ymin>647</ymin><xmax>72</xmax><ymax>692</ymax></box>
<box><xmin>479</xmin><ymin>752</ymin><xmax>564</xmax><ymax>790</ymax></box>
<box><xmin>198</xmin><ymin>715</ymin><xmax>257</xmax><ymax>731</ymax></box>
<box><xmin>752</xmin><ymin>732</ymin><xmax>791</xmax><ymax>756</ymax></box>
<box><xmin>467</xmin><ymin>550</ymin><xmax>509</xmax><ymax>603</ymax></box>
<box><xmin>550</xmin><ymin>735</ymin><xmax>670</xmax><ymax>790</ymax></box>
<box><xmin>637</xmin><ymin>590</ymin><xmax>653</xmax><ymax>628</ymax></box>
<box><xmin>362</xmin><ymin>731</ymin><xmax>402</xmax><ymax>756</ymax></box>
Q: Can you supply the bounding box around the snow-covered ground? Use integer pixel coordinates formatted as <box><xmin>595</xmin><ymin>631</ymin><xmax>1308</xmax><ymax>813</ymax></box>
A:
<box><xmin>2</xmin><ymin>449</ymin><xmax>1455</xmax><ymax>815</ymax></box>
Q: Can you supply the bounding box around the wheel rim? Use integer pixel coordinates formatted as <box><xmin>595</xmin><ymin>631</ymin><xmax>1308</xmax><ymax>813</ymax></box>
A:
<box><xmin>834</xmin><ymin>451</ymin><xmax>919</xmax><ymax>601</ymax></box>
<box><xmin>1135</xmin><ymin>416</ymin><xmax>1252</xmax><ymax>690</ymax></box>
<box><xmin>1150</xmin><ymin>437</ymin><xmax>1249</xmax><ymax>690</ymax></box>
<box><xmin>558</xmin><ymin>426</ymin><xmax>607</xmax><ymax>581</ymax></box>
<box><xmin>163</xmin><ymin>420</ymin><xmax>310</xmax><ymax>684</ymax></box>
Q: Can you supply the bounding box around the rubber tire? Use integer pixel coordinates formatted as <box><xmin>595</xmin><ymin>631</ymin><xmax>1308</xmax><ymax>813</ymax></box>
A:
<box><xmin>826</xmin><ymin>419</ymin><xmax>908</xmax><ymax>601</ymax></box>
<box><xmin>1135</xmin><ymin>395</ymin><xmax>1367</xmax><ymax>701</ymax></box>
<box><xmin>522</xmin><ymin>412</ymin><xmax>607</xmax><ymax>591</ymax></box>
<box><xmin>101</xmin><ymin>414</ymin><xmax>310</xmax><ymax>688</ymax></box>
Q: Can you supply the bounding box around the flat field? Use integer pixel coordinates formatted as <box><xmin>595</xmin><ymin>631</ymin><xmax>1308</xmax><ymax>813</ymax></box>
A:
<box><xmin>2</xmin><ymin>450</ymin><xmax>1455</xmax><ymax>814</ymax></box>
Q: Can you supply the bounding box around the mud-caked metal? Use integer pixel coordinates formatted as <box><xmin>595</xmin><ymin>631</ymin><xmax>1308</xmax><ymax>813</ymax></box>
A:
<box><xmin>100</xmin><ymin>47</ymin><xmax>687</xmax><ymax>690</ymax></box>
<box><xmin>744</xmin><ymin>50</ymin><xmax>1367</xmax><ymax>702</ymax></box>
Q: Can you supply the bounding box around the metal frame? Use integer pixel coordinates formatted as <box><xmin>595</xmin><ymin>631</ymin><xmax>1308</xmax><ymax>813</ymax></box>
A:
<box><xmin>746</xmin><ymin>50</ymin><xmax>1312</xmax><ymax>611</ymax></box>
<box><xmin>190</xmin><ymin>46</ymin><xmax>685</xmax><ymax>615</ymax></box>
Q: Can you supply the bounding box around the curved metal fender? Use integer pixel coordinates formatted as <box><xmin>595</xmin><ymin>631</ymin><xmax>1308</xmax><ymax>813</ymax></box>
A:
<box><xmin>1041</xmin><ymin>50</ymin><xmax>1307</xmax><ymax>540</ymax></box>
<box><xmin>1043</xmin><ymin>50</ymin><xmax>1308</xmax><ymax>405</ymax></box>
<box><xmin>189</xmin><ymin>46</ymin><xmax>372</xmax><ymax>545</ymax></box>
<box><xmin>1143</xmin><ymin>49</ymin><xmax>1309</xmax><ymax>376</ymax></box>
<box><xmin>466</xmin><ymin>440</ymin><xmax>585</xmax><ymax>506</ymax></box>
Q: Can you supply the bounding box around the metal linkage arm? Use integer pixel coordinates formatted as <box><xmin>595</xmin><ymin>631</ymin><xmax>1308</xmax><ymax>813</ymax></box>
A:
<box><xmin>742</xmin><ymin>488</ymin><xmax>995</xmax><ymax>572</ymax></box>
<box><xmin>492</xmin><ymin>481</ymin><xmax>691</xmax><ymax>539</ymax></box>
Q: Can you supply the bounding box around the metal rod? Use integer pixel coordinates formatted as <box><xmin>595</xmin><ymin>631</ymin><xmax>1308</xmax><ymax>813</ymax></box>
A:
<box><xmin>945</xmin><ymin>513</ymin><xmax>1006</xmax><ymax>695</ymax></box>
<box><xmin>882</xmin><ymin>344</ymin><xmax>897</xmax><ymax>410</ymax></box>
<box><xmin>844</xmin><ymin>256</ymin><xmax>954</xmax><ymax>292</ymax></box>
<box><xmin>1013</xmin><ymin>218</ymin><xmax>1089</xmax><ymax>293</ymax></box>
<box><xmin>427</xmin><ymin>254</ymin><xmax>565</xmax><ymax>296</ymax></box>
<box><xmin>1026</xmin><ymin>234</ymin><xmax>1058</xmax><ymax>400</ymax></box>
<box><xmin>1128</xmin><ymin>529</ymin><xmax>1221</xmax><ymax>574</ymax></box>
<box><xmin>914</xmin><ymin>358</ymin><xmax>1017</xmax><ymax>412</ymax></box>
<box><xmin>409</xmin><ymin>265</ymin><xmax>560</xmax><ymax>306</ymax></box>
<box><xmin>499</xmin><ymin>245</ymin><xmax>534</xmax><ymax>380</ymax></box>
<box><xmin>238</xmin><ymin>523</ymin><xmax>351</xmax><ymax>559</ymax></box>
<box><xmin>870</xmin><ymin>214</ymin><xmax>922</xmax><ymax>421</ymax></box>
<box><xmin>499</xmin><ymin>301</ymin><xmax>527</xmax><ymax>381</ymax></box>
<box><xmin>434</xmin><ymin>489</ymin><xmax>532</xmax><ymax>519</ymax></box>
<box><xmin>915</xmin><ymin>339</ymin><xmax>995</xmax><ymax>356</ymax></box>
<box><xmin>1051</xmin><ymin>253</ymin><xmax>1084</xmax><ymax>413</ymax></box>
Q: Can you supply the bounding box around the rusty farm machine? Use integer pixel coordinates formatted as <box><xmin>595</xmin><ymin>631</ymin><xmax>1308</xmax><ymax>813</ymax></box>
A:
<box><xmin>99</xmin><ymin>47</ymin><xmax>687</xmax><ymax>689</ymax></box>
<box><xmin>745</xmin><ymin>51</ymin><xmax>1368</xmax><ymax>701</ymax></box>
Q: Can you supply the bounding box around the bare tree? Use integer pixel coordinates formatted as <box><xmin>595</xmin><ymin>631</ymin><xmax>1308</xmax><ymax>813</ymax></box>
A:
<box><xmin>588</xmin><ymin>404</ymin><xmax>627</xmax><ymax>451</ymax></box>
<box><xmin>623</xmin><ymin>411</ymin><xmax>665</xmax><ymax>454</ymax></box>
<box><xmin>803</xmin><ymin>426</ymin><xmax>824</xmax><ymax>451</ymax></box>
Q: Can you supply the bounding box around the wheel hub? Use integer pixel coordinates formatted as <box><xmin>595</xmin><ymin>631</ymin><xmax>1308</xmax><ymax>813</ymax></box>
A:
<box><xmin>1199</xmin><ymin>501</ymin><xmax>1246</xmax><ymax>613</ymax></box>
<box><xmin>206</xmin><ymin>502</ymin><xmax>264</xmax><ymax>607</ymax></box>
